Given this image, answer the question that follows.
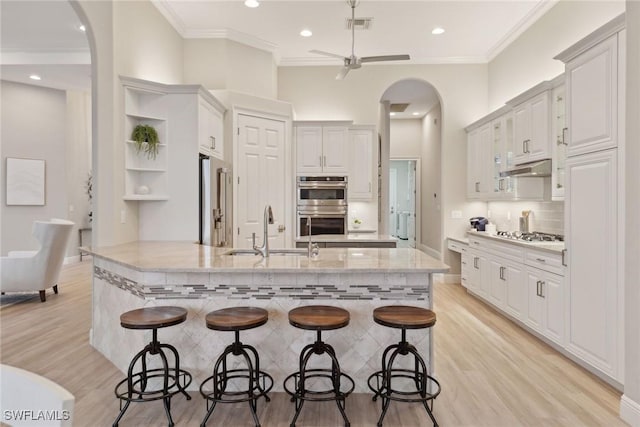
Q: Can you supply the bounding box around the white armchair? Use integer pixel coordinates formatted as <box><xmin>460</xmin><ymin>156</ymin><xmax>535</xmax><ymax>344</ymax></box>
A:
<box><xmin>1</xmin><ymin>219</ymin><xmax>74</xmax><ymax>302</ymax></box>
<box><xmin>0</xmin><ymin>364</ymin><xmax>74</xmax><ymax>426</ymax></box>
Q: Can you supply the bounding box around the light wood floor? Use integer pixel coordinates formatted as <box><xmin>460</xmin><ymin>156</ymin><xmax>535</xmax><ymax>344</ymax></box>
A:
<box><xmin>0</xmin><ymin>261</ymin><xmax>627</xmax><ymax>426</ymax></box>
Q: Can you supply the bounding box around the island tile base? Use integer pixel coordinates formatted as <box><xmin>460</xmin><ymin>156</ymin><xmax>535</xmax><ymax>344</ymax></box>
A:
<box><xmin>91</xmin><ymin>256</ymin><xmax>436</xmax><ymax>393</ymax></box>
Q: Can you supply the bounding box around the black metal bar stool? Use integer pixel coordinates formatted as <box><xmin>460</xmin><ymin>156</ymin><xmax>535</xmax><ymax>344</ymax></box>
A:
<box><xmin>200</xmin><ymin>307</ymin><xmax>273</xmax><ymax>427</ymax></box>
<box><xmin>367</xmin><ymin>305</ymin><xmax>441</xmax><ymax>427</ymax></box>
<box><xmin>113</xmin><ymin>306</ymin><xmax>192</xmax><ymax>427</ymax></box>
<box><xmin>283</xmin><ymin>305</ymin><xmax>355</xmax><ymax>427</ymax></box>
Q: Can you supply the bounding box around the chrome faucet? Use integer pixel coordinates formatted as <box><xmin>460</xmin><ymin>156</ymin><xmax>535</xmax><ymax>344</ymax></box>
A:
<box><xmin>253</xmin><ymin>205</ymin><xmax>274</xmax><ymax>257</ymax></box>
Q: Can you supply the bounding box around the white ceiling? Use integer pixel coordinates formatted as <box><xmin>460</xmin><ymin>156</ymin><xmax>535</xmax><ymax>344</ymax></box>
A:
<box><xmin>0</xmin><ymin>0</ymin><xmax>557</xmax><ymax>108</ymax></box>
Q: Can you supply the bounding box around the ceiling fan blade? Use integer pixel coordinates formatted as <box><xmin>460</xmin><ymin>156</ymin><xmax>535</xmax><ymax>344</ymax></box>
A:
<box><xmin>336</xmin><ymin>67</ymin><xmax>351</xmax><ymax>80</ymax></box>
<box><xmin>360</xmin><ymin>54</ymin><xmax>411</xmax><ymax>63</ymax></box>
<box><xmin>310</xmin><ymin>49</ymin><xmax>347</xmax><ymax>60</ymax></box>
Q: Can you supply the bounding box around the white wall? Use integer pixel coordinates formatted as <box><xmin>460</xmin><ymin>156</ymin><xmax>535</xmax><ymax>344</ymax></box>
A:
<box><xmin>279</xmin><ymin>64</ymin><xmax>488</xmax><ymax>266</ymax></box>
<box><xmin>623</xmin><ymin>1</ymin><xmax>640</xmax><ymax>425</ymax></box>
<box><xmin>390</xmin><ymin>119</ymin><xmax>421</xmax><ymax>158</ymax></box>
<box><xmin>421</xmin><ymin>105</ymin><xmax>442</xmax><ymax>253</ymax></box>
<box><xmin>185</xmin><ymin>39</ymin><xmax>278</xmax><ymax>99</ymax></box>
<box><xmin>1</xmin><ymin>81</ymin><xmax>68</xmax><ymax>255</ymax></box>
<box><xmin>488</xmin><ymin>0</ymin><xmax>625</xmax><ymax>109</ymax></box>
<box><xmin>74</xmin><ymin>0</ymin><xmax>184</xmax><ymax>247</ymax></box>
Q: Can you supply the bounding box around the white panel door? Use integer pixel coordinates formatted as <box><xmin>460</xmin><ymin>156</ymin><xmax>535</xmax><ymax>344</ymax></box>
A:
<box><xmin>237</xmin><ymin>114</ymin><xmax>287</xmax><ymax>249</ymax></box>
<box><xmin>565</xmin><ymin>148</ymin><xmax>617</xmax><ymax>376</ymax></box>
<box><xmin>322</xmin><ymin>126</ymin><xmax>349</xmax><ymax>173</ymax></box>
<box><xmin>504</xmin><ymin>263</ymin><xmax>526</xmax><ymax>321</ymax></box>
<box><xmin>566</xmin><ymin>34</ymin><xmax>617</xmax><ymax>157</ymax></box>
<box><xmin>525</xmin><ymin>270</ymin><xmax>544</xmax><ymax>333</ymax></box>
<box><xmin>542</xmin><ymin>273</ymin><xmax>564</xmax><ymax>345</ymax></box>
<box><xmin>348</xmin><ymin>129</ymin><xmax>373</xmax><ymax>199</ymax></box>
<box><xmin>513</xmin><ymin>103</ymin><xmax>530</xmax><ymax>164</ymax></box>
<box><xmin>488</xmin><ymin>259</ymin><xmax>506</xmax><ymax>309</ymax></box>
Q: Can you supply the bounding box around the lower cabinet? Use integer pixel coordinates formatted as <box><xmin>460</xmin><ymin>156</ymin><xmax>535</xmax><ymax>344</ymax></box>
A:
<box><xmin>467</xmin><ymin>250</ymin><xmax>490</xmax><ymax>297</ymax></box>
<box><xmin>525</xmin><ymin>268</ymin><xmax>564</xmax><ymax>345</ymax></box>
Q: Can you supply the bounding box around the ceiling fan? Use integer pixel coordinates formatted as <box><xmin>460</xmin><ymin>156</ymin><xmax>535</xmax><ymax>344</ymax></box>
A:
<box><xmin>310</xmin><ymin>0</ymin><xmax>410</xmax><ymax>80</ymax></box>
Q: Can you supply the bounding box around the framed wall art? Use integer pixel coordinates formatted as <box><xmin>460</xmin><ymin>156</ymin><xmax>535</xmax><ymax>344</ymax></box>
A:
<box><xmin>6</xmin><ymin>157</ymin><xmax>46</xmax><ymax>206</ymax></box>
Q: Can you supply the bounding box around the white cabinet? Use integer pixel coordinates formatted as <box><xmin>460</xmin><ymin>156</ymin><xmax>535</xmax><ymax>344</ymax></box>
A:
<box><xmin>525</xmin><ymin>268</ymin><xmax>564</xmax><ymax>345</ymax></box>
<box><xmin>198</xmin><ymin>97</ymin><xmax>224</xmax><ymax>159</ymax></box>
<box><xmin>512</xmin><ymin>91</ymin><xmax>551</xmax><ymax>164</ymax></box>
<box><xmin>564</xmin><ymin>148</ymin><xmax>619</xmax><ymax>378</ymax></box>
<box><xmin>348</xmin><ymin>127</ymin><xmax>374</xmax><ymax>200</ymax></box>
<box><xmin>466</xmin><ymin>123</ymin><xmax>492</xmax><ymax>199</ymax></box>
<box><xmin>490</xmin><ymin>112</ymin><xmax>516</xmax><ymax>199</ymax></box>
<box><xmin>555</xmin><ymin>15</ymin><xmax>625</xmax><ymax>383</ymax></box>
<box><xmin>122</xmin><ymin>82</ymin><xmax>169</xmax><ymax>201</ymax></box>
<box><xmin>563</xmin><ymin>34</ymin><xmax>618</xmax><ymax>157</ymax></box>
<box><xmin>295</xmin><ymin>124</ymin><xmax>349</xmax><ymax>174</ymax></box>
<box><xmin>503</xmin><ymin>263</ymin><xmax>526</xmax><ymax>321</ymax></box>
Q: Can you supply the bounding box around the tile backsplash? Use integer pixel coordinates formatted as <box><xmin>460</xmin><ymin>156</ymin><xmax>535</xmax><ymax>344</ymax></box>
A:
<box><xmin>487</xmin><ymin>201</ymin><xmax>564</xmax><ymax>236</ymax></box>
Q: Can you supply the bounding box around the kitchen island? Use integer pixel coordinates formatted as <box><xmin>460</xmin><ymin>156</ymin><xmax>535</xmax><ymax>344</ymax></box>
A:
<box><xmin>87</xmin><ymin>242</ymin><xmax>448</xmax><ymax>392</ymax></box>
<box><xmin>294</xmin><ymin>233</ymin><xmax>398</xmax><ymax>248</ymax></box>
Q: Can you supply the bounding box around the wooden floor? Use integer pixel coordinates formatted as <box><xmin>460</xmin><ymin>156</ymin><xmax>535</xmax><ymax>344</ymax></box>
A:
<box><xmin>0</xmin><ymin>261</ymin><xmax>627</xmax><ymax>426</ymax></box>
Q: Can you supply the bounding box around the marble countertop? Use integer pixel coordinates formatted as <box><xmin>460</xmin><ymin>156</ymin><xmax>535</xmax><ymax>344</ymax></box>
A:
<box><xmin>466</xmin><ymin>231</ymin><xmax>565</xmax><ymax>253</ymax></box>
<box><xmin>294</xmin><ymin>233</ymin><xmax>398</xmax><ymax>243</ymax></box>
<box><xmin>85</xmin><ymin>241</ymin><xmax>449</xmax><ymax>273</ymax></box>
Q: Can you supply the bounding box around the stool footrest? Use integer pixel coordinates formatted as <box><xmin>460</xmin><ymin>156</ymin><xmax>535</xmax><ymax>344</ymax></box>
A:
<box><xmin>199</xmin><ymin>369</ymin><xmax>273</xmax><ymax>404</ymax></box>
<box><xmin>283</xmin><ymin>369</ymin><xmax>355</xmax><ymax>402</ymax></box>
<box><xmin>368</xmin><ymin>369</ymin><xmax>441</xmax><ymax>403</ymax></box>
<box><xmin>115</xmin><ymin>368</ymin><xmax>192</xmax><ymax>403</ymax></box>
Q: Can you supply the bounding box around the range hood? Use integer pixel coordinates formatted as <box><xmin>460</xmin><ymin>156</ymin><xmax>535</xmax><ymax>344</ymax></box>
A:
<box><xmin>500</xmin><ymin>159</ymin><xmax>552</xmax><ymax>178</ymax></box>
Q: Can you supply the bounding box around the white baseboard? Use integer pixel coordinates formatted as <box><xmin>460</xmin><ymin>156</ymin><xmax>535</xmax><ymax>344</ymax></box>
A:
<box><xmin>621</xmin><ymin>394</ymin><xmax>640</xmax><ymax>426</ymax></box>
<box><xmin>441</xmin><ymin>273</ymin><xmax>461</xmax><ymax>284</ymax></box>
<box><xmin>64</xmin><ymin>255</ymin><xmax>80</xmax><ymax>264</ymax></box>
<box><xmin>417</xmin><ymin>243</ymin><xmax>441</xmax><ymax>260</ymax></box>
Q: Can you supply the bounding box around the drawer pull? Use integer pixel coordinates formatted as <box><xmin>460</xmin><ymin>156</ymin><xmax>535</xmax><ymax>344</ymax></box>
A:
<box><xmin>535</xmin><ymin>258</ymin><xmax>546</xmax><ymax>263</ymax></box>
<box><xmin>473</xmin><ymin>241</ymin><xmax>480</xmax><ymax>245</ymax></box>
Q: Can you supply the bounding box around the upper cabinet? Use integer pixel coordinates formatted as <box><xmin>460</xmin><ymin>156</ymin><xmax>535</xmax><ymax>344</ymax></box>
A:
<box><xmin>198</xmin><ymin>97</ymin><xmax>224</xmax><ymax>159</ymax></box>
<box><xmin>508</xmin><ymin>83</ymin><xmax>552</xmax><ymax>164</ymax></box>
<box><xmin>295</xmin><ymin>122</ymin><xmax>349</xmax><ymax>175</ymax></box>
<box><xmin>558</xmin><ymin>34</ymin><xmax>619</xmax><ymax>157</ymax></box>
<box><xmin>551</xmin><ymin>82</ymin><xmax>567</xmax><ymax>200</ymax></box>
<box><xmin>348</xmin><ymin>126</ymin><xmax>375</xmax><ymax>200</ymax></box>
<box><xmin>466</xmin><ymin>123</ymin><xmax>492</xmax><ymax>199</ymax></box>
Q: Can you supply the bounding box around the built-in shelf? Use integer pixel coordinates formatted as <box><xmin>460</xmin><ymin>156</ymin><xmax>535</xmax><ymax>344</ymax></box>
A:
<box><xmin>125</xmin><ymin>167</ymin><xmax>166</xmax><ymax>172</ymax></box>
<box><xmin>125</xmin><ymin>113</ymin><xmax>166</xmax><ymax>121</ymax></box>
<box><xmin>125</xmin><ymin>140</ymin><xmax>168</xmax><ymax>147</ymax></box>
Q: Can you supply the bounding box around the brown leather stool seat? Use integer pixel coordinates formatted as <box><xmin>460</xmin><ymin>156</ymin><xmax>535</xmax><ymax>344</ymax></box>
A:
<box><xmin>113</xmin><ymin>306</ymin><xmax>192</xmax><ymax>427</ymax></box>
<box><xmin>200</xmin><ymin>307</ymin><xmax>273</xmax><ymax>427</ymax></box>
<box><xmin>368</xmin><ymin>305</ymin><xmax>441</xmax><ymax>427</ymax></box>
<box><xmin>284</xmin><ymin>305</ymin><xmax>354</xmax><ymax>427</ymax></box>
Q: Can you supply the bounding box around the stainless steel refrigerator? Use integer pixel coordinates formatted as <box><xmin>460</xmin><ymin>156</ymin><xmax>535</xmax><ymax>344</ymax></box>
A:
<box><xmin>199</xmin><ymin>154</ymin><xmax>232</xmax><ymax>247</ymax></box>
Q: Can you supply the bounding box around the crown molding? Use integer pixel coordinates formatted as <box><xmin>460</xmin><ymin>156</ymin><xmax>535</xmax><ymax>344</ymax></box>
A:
<box><xmin>183</xmin><ymin>28</ymin><xmax>279</xmax><ymax>54</ymax></box>
<box><xmin>486</xmin><ymin>0</ymin><xmax>559</xmax><ymax>62</ymax></box>
<box><xmin>151</xmin><ymin>0</ymin><xmax>187</xmax><ymax>37</ymax></box>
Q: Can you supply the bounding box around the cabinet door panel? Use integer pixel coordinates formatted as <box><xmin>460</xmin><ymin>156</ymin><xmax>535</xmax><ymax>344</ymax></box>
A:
<box><xmin>504</xmin><ymin>264</ymin><xmax>526</xmax><ymax>320</ymax></box>
<box><xmin>525</xmin><ymin>271</ymin><xmax>543</xmax><ymax>332</ymax></box>
<box><xmin>565</xmin><ymin>149</ymin><xmax>617</xmax><ymax>373</ymax></box>
<box><xmin>322</xmin><ymin>127</ymin><xmax>349</xmax><ymax>173</ymax></box>
<box><xmin>489</xmin><ymin>260</ymin><xmax>506</xmax><ymax>308</ymax></box>
<box><xmin>348</xmin><ymin>129</ymin><xmax>373</xmax><ymax>199</ymax></box>
<box><xmin>296</xmin><ymin>127</ymin><xmax>323</xmax><ymax>173</ymax></box>
<box><xmin>528</xmin><ymin>92</ymin><xmax>549</xmax><ymax>161</ymax></box>
<box><xmin>513</xmin><ymin>104</ymin><xmax>530</xmax><ymax>163</ymax></box>
<box><xmin>542</xmin><ymin>274</ymin><xmax>564</xmax><ymax>345</ymax></box>
<box><xmin>566</xmin><ymin>35</ymin><xmax>617</xmax><ymax>156</ymax></box>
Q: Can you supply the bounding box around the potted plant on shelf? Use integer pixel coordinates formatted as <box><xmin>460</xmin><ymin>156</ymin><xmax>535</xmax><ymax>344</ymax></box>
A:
<box><xmin>131</xmin><ymin>124</ymin><xmax>159</xmax><ymax>159</ymax></box>
<box><xmin>353</xmin><ymin>218</ymin><xmax>362</xmax><ymax>229</ymax></box>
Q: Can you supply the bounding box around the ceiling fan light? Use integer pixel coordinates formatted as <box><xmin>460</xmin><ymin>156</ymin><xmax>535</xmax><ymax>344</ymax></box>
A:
<box><xmin>244</xmin><ymin>0</ymin><xmax>259</xmax><ymax>8</ymax></box>
<box><xmin>432</xmin><ymin>27</ymin><xmax>445</xmax><ymax>35</ymax></box>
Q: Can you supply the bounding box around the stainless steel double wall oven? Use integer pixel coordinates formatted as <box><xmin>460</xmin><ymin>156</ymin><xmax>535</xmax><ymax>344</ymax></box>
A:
<box><xmin>297</xmin><ymin>176</ymin><xmax>348</xmax><ymax>237</ymax></box>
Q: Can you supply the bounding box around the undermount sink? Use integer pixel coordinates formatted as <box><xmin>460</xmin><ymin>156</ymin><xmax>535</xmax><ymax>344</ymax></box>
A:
<box><xmin>223</xmin><ymin>248</ymin><xmax>308</xmax><ymax>256</ymax></box>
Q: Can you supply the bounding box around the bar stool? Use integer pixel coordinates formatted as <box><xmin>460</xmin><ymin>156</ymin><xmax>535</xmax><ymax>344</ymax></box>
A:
<box><xmin>113</xmin><ymin>306</ymin><xmax>192</xmax><ymax>427</ymax></box>
<box><xmin>283</xmin><ymin>305</ymin><xmax>355</xmax><ymax>427</ymax></box>
<box><xmin>200</xmin><ymin>307</ymin><xmax>273</xmax><ymax>427</ymax></box>
<box><xmin>367</xmin><ymin>305</ymin><xmax>441</xmax><ymax>427</ymax></box>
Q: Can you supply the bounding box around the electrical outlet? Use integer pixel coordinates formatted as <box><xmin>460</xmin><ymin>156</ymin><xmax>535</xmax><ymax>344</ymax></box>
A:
<box><xmin>451</xmin><ymin>210</ymin><xmax>462</xmax><ymax>219</ymax></box>
<box><xmin>507</xmin><ymin>211</ymin><xmax>511</xmax><ymax>221</ymax></box>
<box><xmin>120</xmin><ymin>209</ymin><xmax>126</xmax><ymax>224</ymax></box>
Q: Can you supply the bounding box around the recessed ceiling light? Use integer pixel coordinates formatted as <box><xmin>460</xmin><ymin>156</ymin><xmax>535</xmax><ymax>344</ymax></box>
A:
<box><xmin>300</xmin><ymin>29</ymin><xmax>312</xmax><ymax>37</ymax></box>
<box><xmin>389</xmin><ymin>112</ymin><xmax>396</xmax><ymax>116</ymax></box>
<box><xmin>78</xmin><ymin>24</ymin><xmax>86</xmax><ymax>32</ymax></box>
<box><xmin>412</xmin><ymin>112</ymin><xmax>420</xmax><ymax>116</ymax></box>
<box><xmin>29</xmin><ymin>74</ymin><xmax>41</xmax><ymax>81</ymax></box>
<box><xmin>244</xmin><ymin>0</ymin><xmax>259</xmax><ymax>8</ymax></box>
<box><xmin>432</xmin><ymin>27</ymin><xmax>445</xmax><ymax>35</ymax></box>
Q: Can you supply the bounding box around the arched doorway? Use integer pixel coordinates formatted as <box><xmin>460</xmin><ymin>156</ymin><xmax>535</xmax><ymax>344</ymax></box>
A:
<box><xmin>380</xmin><ymin>79</ymin><xmax>443</xmax><ymax>257</ymax></box>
